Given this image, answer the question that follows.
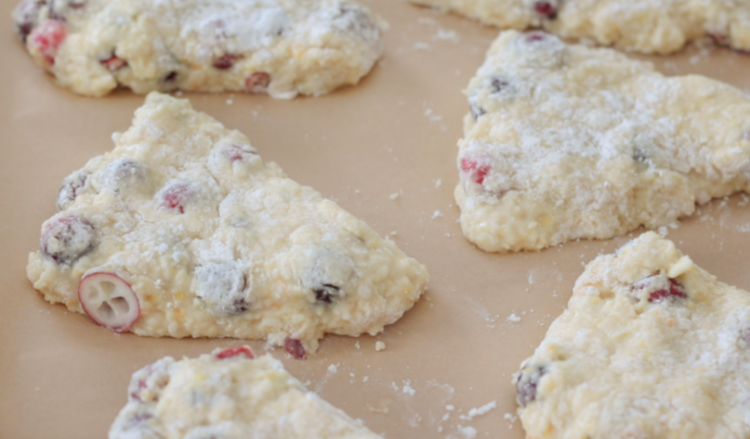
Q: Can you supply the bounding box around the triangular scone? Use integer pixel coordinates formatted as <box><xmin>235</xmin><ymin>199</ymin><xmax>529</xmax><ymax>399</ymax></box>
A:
<box><xmin>110</xmin><ymin>347</ymin><xmax>382</xmax><ymax>439</ymax></box>
<box><xmin>13</xmin><ymin>0</ymin><xmax>384</xmax><ymax>98</ymax></box>
<box><xmin>513</xmin><ymin>232</ymin><xmax>750</xmax><ymax>438</ymax></box>
<box><xmin>409</xmin><ymin>0</ymin><xmax>750</xmax><ymax>54</ymax></box>
<box><xmin>456</xmin><ymin>30</ymin><xmax>750</xmax><ymax>253</ymax></box>
<box><xmin>26</xmin><ymin>92</ymin><xmax>428</xmax><ymax>357</ymax></box>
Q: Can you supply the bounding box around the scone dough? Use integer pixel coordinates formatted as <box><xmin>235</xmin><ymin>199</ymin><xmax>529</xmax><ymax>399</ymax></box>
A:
<box><xmin>513</xmin><ymin>231</ymin><xmax>750</xmax><ymax>439</ymax></box>
<box><xmin>13</xmin><ymin>0</ymin><xmax>385</xmax><ymax>98</ymax></box>
<box><xmin>26</xmin><ymin>92</ymin><xmax>428</xmax><ymax>356</ymax></box>
<box><xmin>456</xmin><ymin>30</ymin><xmax>750</xmax><ymax>252</ymax></box>
<box><xmin>409</xmin><ymin>0</ymin><xmax>750</xmax><ymax>54</ymax></box>
<box><xmin>110</xmin><ymin>346</ymin><xmax>382</xmax><ymax>439</ymax></box>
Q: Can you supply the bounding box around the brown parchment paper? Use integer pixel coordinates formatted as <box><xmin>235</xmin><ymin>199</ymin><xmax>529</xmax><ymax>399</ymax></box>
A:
<box><xmin>2</xmin><ymin>1</ymin><xmax>750</xmax><ymax>438</ymax></box>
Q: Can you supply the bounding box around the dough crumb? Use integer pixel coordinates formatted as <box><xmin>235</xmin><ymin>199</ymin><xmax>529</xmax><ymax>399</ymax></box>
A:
<box><xmin>464</xmin><ymin>401</ymin><xmax>497</xmax><ymax>420</ymax></box>
<box><xmin>434</xmin><ymin>178</ymin><xmax>442</xmax><ymax>189</ymax></box>
<box><xmin>458</xmin><ymin>426</ymin><xmax>478</xmax><ymax>439</ymax></box>
<box><xmin>432</xmin><ymin>210</ymin><xmax>444</xmax><ymax>220</ymax></box>
<box><xmin>402</xmin><ymin>381</ymin><xmax>416</xmax><ymax>396</ymax></box>
<box><xmin>375</xmin><ymin>341</ymin><xmax>386</xmax><ymax>351</ymax></box>
<box><xmin>433</xmin><ymin>28</ymin><xmax>460</xmax><ymax>43</ymax></box>
<box><xmin>507</xmin><ymin>313</ymin><xmax>522</xmax><ymax>323</ymax></box>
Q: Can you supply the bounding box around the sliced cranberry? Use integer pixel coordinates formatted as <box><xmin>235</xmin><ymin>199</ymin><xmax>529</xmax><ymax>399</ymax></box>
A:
<box><xmin>631</xmin><ymin>275</ymin><xmax>687</xmax><ymax>303</ymax></box>
<box><xmin>159</xmin><ymin>181</ymin><xmax>192</xmax><ymax>214</ymax></box>
<box><xmin>128</xmin><ymin>361</ymin><xmax>170</xmax><ymax>402</ymax></box>
<box><xmin>215</xmin><ymin>346</ymin><xmax>254</xmax><ymax>360</ymax></box>
<box><xmin>78</xmin><ymin>272</ymin><xmax>140</xmax><ymax>332</ymax></box>
<box><xmin>284</xmin><ymin>337</ymin><xmax>306</xmax><ymax>359</ymax></box>
<box><xmin>514</xmin><ymin>365</ymin><xmax>547</xmax><ymax>407</ymax></box>
<box><xmin>101</xmin><ymin>52</ymin><xmax>127</xmax><ymax>71</ymax></box>
<box><xmin>212</xmin><ymin>54</ymin><xmax>241</xmax><ymax>70</ymax></box>
<box><xmin>56</xmin><ymin>170</ymin><xmax>88</xmax><ymax>211</ymax></box>
<box><xmin>41</xmin><ymin>215</ymin><xmax>96</xmax><ymax>265</ymax></box>
<box><xmin>222</xmin><ymin>144</ymin><xmax>258</xmax><ymax>162</ymax></box>
<box><xmin>245</xmin><ymin>72</ymin><xmax>271</xmax><ymax>93</ymax></box>
<box><xmin>533</xmin><ymin>1</ymin><xmax>557</xmax><ymax>19</ymax></box>
<box><xmin>460</xmin><ymin>157</ymin><xmax>491</xmax><ymax>185</ymax></box>
<box><xmin>28</xmin><ymin>19</ymin><xmax>66</xmax><ymax>65</ymax></box>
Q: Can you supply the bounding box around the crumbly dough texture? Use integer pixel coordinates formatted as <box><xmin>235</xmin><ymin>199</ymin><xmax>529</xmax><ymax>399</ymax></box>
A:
<box><xmin>456</xmin><ymin>30</ymin><xmax>750</xmax><ymax>252</ymax></box>
<box><xmin>26</xmin><ymin>92</ymin><xmax>428</xmax><ymax>355</ymax></box>
<box><xmin>409</xmin><ymin>0</ymin><xmax>750</xmax><ymax>54</ymax></box>
<box><xmin>13</xmin><ymin>0</ymin><xmax>385</xmax><ymax>98</ymax></box>
<box><xmin>513</xmin><ymin>232</ymin><xmax>750</xmax><ymax>439</ymax></box>
<box><xmin>110</xmin><ymin>348</ymin><xmax>383</xmax><ymax>439</ymax></box>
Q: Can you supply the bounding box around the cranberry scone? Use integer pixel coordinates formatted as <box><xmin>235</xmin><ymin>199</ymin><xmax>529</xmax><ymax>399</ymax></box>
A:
<box><xmin>456</xmin><ymin>30</ymin><xmax>750</xmax><ymax>253</ymax></box>
<box><xmin>513</xmin><ymin>232</ymin><xmax>750</xmax><ymax>438</ymax></box>
<box><xmin>409</xmin><ymin>0</ymin><xmax>750</xmax><ymax>54</ymax></box>
<box><xmin>110</xmin><ymin>346</ymin><xmax>382</xmax><ymax>439</ymax></box>
<box><xmin>26</xmin><ymin>92</ymin><xmax>428</xmax><ymax>357</ymax></box>
<box><xmin>13</xmin><ymin>0</ymin><xmax>384</xmax><ymax>98</ymax></box>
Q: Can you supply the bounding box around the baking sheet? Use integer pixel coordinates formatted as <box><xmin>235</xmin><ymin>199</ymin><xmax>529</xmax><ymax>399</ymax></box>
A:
<box><xmin>2</xmin><ymin>1</ymin><xmax>750</xmax><ymax>438</ymax></box>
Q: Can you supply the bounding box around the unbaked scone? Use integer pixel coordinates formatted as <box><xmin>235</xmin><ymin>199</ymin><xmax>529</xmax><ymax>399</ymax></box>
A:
<box><xmin>409</xmin><ymin>0</ymin><xmax>750</xmax><ymax>54</ymax></box>
<box><xmin>513</xmin><ymin>231</ymin><xmax>750</xmax><ymax>439</ymax></box>
<box><xmin>456</xmin><ymin>30</ymin><xmax>750</xmax><ymax>253</ymax></box>
<box><xmin>110</xmin><ymin>346</ymin><xmax>382</xmax><ymax>439</ymax></box>
<box><xmin>12</xmin><ymin>0</ymin><xmax>384</xmax><ymax>98</ymax></box>
<box><xmin>26</xmin><ymin>92</ymin><xmax>428</xmax><ymax>357</ymax></box>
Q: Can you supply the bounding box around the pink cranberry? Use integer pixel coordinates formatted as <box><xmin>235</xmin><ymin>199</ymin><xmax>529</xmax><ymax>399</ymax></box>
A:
<box><xmin>245</xmin><ymin>72</ymin><xmax>271</xmax><ymax>93</ymax></box>
<box><xmin>56</xmin><ymin>170</ymin><xmax>88</xmax><ymax>211</ymax></box>
<box><xmin>215</xmin><ymin>346</ymin><xmax>254</xmax><ymax>360</ymax></box>
<box><xmin>631</xmin><ymin>275</ymin><xmax>687</xmax><ymax>303</ymax></box>
<box><xmin>524</xmin><ymin>31</ymin><xmax>550</xmax><ymax>43</ymax></box>
<box><xmin>222</xmin><ymin>144</ymin><xmax>257</xmax><ymax>162</ymax></box>
<box><xmin>28</xmin><ymin>19</ymin><xmax>66</xmax><ymax>65</ymax></box>
<box><xmin>100</xmin><ymin>52</ymin><xmax>127</xmax><ymax>71</ymax></box>
<box><xmin>159</xmin><ymin>182</ymin><xmax>192</xmax><ymax>214</ymax></box>
<box><xmin>284</xmin><ymin>337</ymin><xmax>306</xmax><ymax>359</ymax></box>
<box><xmin>78</xmin><ymin>272</ymin><xmax>141</xmax><ymax>332</ymax></box>
<box><xmin>212</xmin><ymin>54</ymin><xmax>241</xmax><ymax>70</ymax></box>
<box><xmin>41</xmin><ymin>215</ymin><xmax>96</xmax><ymax>265</ymax></box>
<box><xmin>647</xmin><ymin>279</ymin><xmax>687</xmax><ymax>302</ymax></box>
<box><xmin>460</xmin><ymin>157</ymin><xmax>491</xmax><ymax>185</ymax></box>
<box><xmin>533</xmin><ymin>2</ymin><xmax>557</xmax><ymax>19</ymax></box>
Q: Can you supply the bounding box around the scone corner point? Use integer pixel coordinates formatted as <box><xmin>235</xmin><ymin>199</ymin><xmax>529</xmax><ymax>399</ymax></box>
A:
<box><xmin>27</xmin><ymin>91</ymin><xmax>428</xmax><ymax>357</ymax></box>
<box><xmin>513</xmin><ymin>231</ymin><xmax>750</xmax><ymax>438</ymax></box>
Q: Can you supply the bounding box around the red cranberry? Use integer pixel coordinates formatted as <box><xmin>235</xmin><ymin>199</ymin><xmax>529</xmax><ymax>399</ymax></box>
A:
<box><xmin>192</xmin><ymin>262</ymin><xmax>248</xmax><ymax>315</ymax></box>
<box><xmin>128</xmin><ymin>361</ymin><xmax>170</xmax><ymax>402</ymax></box>
<box><xmin>28</xmin><ymin>19</ymin><xmax>66</xmax><ymax>65</ymax></box>
<box><xmin>514</xmin><ymin>365</ymin><xmax>547</xmax><ymax>407</ymax></box>
<box><xmin>524</xmin><ymin>31</ymin><xmax>550</xmax><ymax>43</ymax></box>
<box><xmin>56</xmin><ymin>170</ymin><xmax>88</xmax><ymax>211</ymax></box>
<box><xmin>245</xmin><ymin>72</ymin><xmax>271</xmax><ymax>93</ymax></box>
<box><xmin>460</xmin><ymin>157</ymin><xmax>491</xmax><ymax>185</ymax></box>
<box><xmin>284</xmin><ymin>337</ymin><xmax>306</xmax><ymax>359</ymax></box>
<box><xmin>13</xmin><ymin>0</ymin><xmax>46</xmax><ymax>42</ymax></box>
<box><xmin>159</xmin><ymin>181</ymin><xmax>192</xmax><ymax>214</ymax></box>
<box><xmin>41</xmin><ymin>215</ymin><xmax>96</xmax><ymax>265</ymax></box>
<box><xmin>533</xmin><ymin>1</ymin><xmax>557</xmax><ymax>19</ymax></box>
<box><xmin>212</xmin><ymin>54</ymin><xmax>241</xmax><ymax>70</ymax></box>
<box><xmin>101</xmin><ymin>52</ymin><xmax>127</xmax><ymax>71</ymax></box>
<box><xmin>631</xmin><ymin>275</ymin><xmax>687</xmax><ymax>303</ymax></box>
<box><xmin>215</xmin><ymin>346</ymin><xmax>254</xmax><ymax>360</ymax></box>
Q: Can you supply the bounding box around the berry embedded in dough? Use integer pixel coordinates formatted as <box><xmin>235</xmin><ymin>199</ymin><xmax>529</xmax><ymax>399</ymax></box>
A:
<box><xmin>408</xmin><ymin>0</ymin><xmax>750</xmax><ymax>54</ymax></box>
<box><xmin>109</xmin><ymin>347</ymin><xmax>383</xmax><ymax>439</ymax></box>
<box><xmin>12</xmin><ymin>0</ymin><xmax>386</xmax><ymax>98</ymax></box>
<box><xmin>513</xmin><ymin>232</ymin><xmax>750</xmax><ymax>438</ymax></box>
<box><xmin>456</xmin><ymin>30</ymin><xmax>750</xmax><ymax>252</ymax></box>
<box><xmin>26</xmin><ymin>92</ymin><xmax>428</xmax><ymax>356</ymax></box>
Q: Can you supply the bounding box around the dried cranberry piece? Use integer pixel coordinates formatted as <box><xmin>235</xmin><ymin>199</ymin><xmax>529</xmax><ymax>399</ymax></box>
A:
<box><xmin>215</xmin><ymin>346</ymin><xmax>254</xmax><ymax>360</ymax></box>
<box><xmin>212</xmin><ymin>54</ymin><xmax>241</xmax><ymax>70</ymax></box>
<box><xmin>245</xmin><ymin>72</ymin><xmax>271</xmax><ymax>93</ymax></box>
<box><xmin>28</xmin><ymin>19</ymin><xmax>67</xmax><ymax>65</ymax></box>
<box><xmin>40</xmin><ymin>215</ymin><xmax>96</xmax><ymax>265</ymax></box>
<box><xmin>514</xmin><ymin>365</ymin><xmax>547</xmax><ymax>407</ymax></box>
<box><xmin>284</xmin><ymin>337</ymin><xmax>306</xmax><ymax>359</ymax></box>
<box><xmin>101</xmin><ymin>52</ymin><xmax>127</xmax><ymax>71</ymax></box>
<box><xmin>533</xmin><ymin>1</ymin><xmax>557</xmax><ymax>19</ymax></box>
<box><xmin>460</xmin><ymin>157</ymin><xmax>491</xmax><ymax>185</ymax></box>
